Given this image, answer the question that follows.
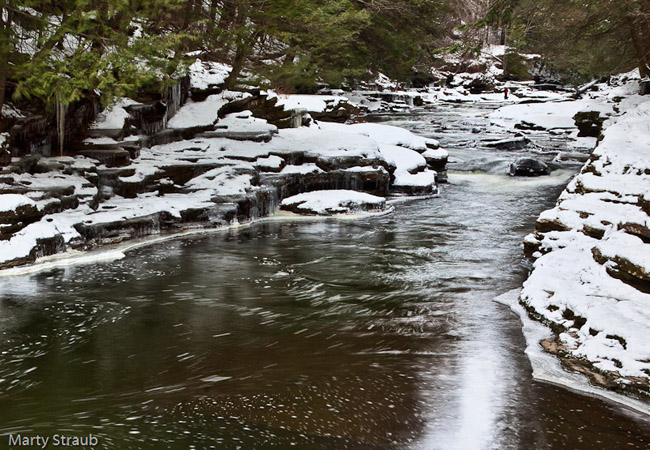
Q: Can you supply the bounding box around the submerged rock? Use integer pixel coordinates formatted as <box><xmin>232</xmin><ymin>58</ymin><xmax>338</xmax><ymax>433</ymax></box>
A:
<box><xmin>509</xmin><ymin>158</ymin><xmax>550</xmax><ymax>177</ymax></box>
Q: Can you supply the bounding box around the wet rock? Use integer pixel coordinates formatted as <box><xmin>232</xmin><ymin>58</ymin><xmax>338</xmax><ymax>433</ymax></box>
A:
<box><xmin>196</xmin><ymin>130</ymin><xmax>275</xmax><ymax>142</ymax></box>
<box><xmin>218</xmin><ymin>94</ymin><xmax>293</xmax><ymax>129</ymax></box>
<box><xmin>0</xmin><ymin>149</ymin><xmax>10</xmax><ymax>167</ymax></box>
<box><xmin>573</xmin><ymin>111</ymin><xmax>605</xmax><ymax>138</ymax></box>
<box><xmin>509</xmin><ymin>158</ymin><xmax>550</xmax><ymax>177</ymax></box>
<box><xmin>310</xmin><ymin>102</ymin><xmax>360</xmax><ymax>123</ymax></box>
<box><xmin>515</xmin><ymin>121</ymin><xmax>546</xmax><ymax>131</ymax></box>
<box><xmin>74</xmin><ymin>213</ymin><xmax>167</xmax><ymax>243</ymax></box>
<box><xmin>485</xmin><ymin>136</ymin><xmax>530</xmax><ymax>150</ymax></box>
<box><xmin>77</xmin><ymin>147</ymin><xmax>131</xmax><ymax>167</ymax></box>
<box><xmin>265</xmin><ymin>167</ymin><xmax>391</xmax><ymax>199</ymax></box>
<box><xmin>124</xmin><ymin>102</ymin><xmax>168</xmax><ymax>136</ymax></box>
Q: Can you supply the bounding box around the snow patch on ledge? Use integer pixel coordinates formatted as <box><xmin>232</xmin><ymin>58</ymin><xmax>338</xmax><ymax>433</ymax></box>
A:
<box><xmin>280</xmin><ymin>190</ymin><xmax>387</xmax><ymax>215</ymax></box>
<box><xmin>495</xmin><ymin>289</ymin><xmax>650</xmax><ymax>416</ymax></box>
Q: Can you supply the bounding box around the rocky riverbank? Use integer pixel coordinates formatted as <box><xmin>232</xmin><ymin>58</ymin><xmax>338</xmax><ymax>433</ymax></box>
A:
<box><xmin>0</xmin><ymin>62</ymin><xmax>448</xmax><ymax>270</ymax></box>
<box><xmin>518</xmin><ymin>78</ymin><xmax>650</xmax><ymax>401</ymax></box>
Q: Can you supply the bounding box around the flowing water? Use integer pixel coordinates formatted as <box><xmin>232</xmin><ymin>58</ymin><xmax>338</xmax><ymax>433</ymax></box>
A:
<box><xmin>0</xmin><ymin>104</ymin><xmax>648</xmax><ymax>449</ymax></box>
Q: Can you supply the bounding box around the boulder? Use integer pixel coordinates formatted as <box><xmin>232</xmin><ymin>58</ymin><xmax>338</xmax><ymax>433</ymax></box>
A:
<box><xmin>0</xmin><ymin>149</ymin><xmax>10</xmax><ymax>167</ymax></box>
<box><xmin>280</xmin><ymin>190</ymin><xmax>387</xmax><ymax>215</ymax></box>
<box><xmin>485</xmin><ymin>136</ymin><xmax>530</xmax><ymax>150</ymax></box>
<box><xmin>573</xmin><ymin>111</ymin><xmax>605</xmax><ymax>137</ymax></box>
<box><xmin>218</xmin><ymin>93</ymin><xmax>294</xmax><ymax>129</ymax></box>
<box><xmin>509</xmin><ymin>158</ymin><xmax>551</xmax><ymax>177</ymax></box>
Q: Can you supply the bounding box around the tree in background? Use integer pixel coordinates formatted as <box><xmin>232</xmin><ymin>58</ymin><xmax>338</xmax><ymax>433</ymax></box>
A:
<box><xmin>0</xmin><ymin>0</ymin><xmax>188</xmax><ymax>151</ymax></box>
<box><xmin>483</xmin><ymin>0</ymin><xmax>650</xmax><ymax>82</ymax></box>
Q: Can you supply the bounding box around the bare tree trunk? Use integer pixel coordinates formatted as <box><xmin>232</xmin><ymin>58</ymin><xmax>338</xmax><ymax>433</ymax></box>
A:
<box><xmin>223</xmin><ymin>35</ymin><xmax>256</xmax><ymax>89</ymax></box>
<box><xmin>628</xmin><ymin>15</ymin><xmax>650</xmax><ymax>78</ymax></box>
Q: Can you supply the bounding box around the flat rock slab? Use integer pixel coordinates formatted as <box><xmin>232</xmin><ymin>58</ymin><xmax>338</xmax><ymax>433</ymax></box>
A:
<box><xmin>280</xmin><ymin>190</ymin><xmax>387</xmax><ymax>215</ymax></box>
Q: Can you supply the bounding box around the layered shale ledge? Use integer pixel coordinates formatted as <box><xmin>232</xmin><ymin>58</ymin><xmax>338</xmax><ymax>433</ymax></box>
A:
<box><xmin>520</xmin><ymin>101</ymin><xmax>650</xmax><ymax>400</ymax></box>
<box><xmin>0</xmin><ymin>77</ymin><xmax>447</xmax><ymax>270</ymax></box>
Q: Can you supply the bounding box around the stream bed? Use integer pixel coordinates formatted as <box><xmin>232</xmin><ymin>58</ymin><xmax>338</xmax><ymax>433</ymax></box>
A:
<box><xmin>0</xmin><ymin>104</ymin><xmax>648</xmax><ymax>449</ymax></box>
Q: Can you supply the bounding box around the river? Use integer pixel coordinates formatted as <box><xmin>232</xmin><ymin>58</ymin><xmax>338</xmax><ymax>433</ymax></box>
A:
<box><xmin>0</xmin><ymin>104</ymin><xmax>648</xmax><ymax>449</ymax></box>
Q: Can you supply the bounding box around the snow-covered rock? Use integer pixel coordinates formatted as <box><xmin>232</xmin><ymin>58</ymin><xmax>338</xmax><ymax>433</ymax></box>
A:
<box><xmin>280</xmin><ymin>190</ymin><xmax>387</xmax><ymax>215</ymax></box>
<box><xmin>90</xmin><ymin>98</ymin><xmax>139</xmax><ymax>130</ymax></box>
<box><xmin>521</xmin><ymin>97</ymin><xmax>650</xmax><ymax>394</ymax></box>
<box><xmin>188</xmin><ymin>59</ymin><xmax>232</xmax><ymax>90</ymax></box>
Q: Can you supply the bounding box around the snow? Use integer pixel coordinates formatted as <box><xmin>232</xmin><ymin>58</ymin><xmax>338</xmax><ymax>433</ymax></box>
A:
<box><xmin>319</xmin><ymin>122</ymin><xmax>435</xmax><ymax>152</ymax></box>
<box><xmin>218</xmin><ymin>111</ymin><xmax>278</xmax><ymax>134</ymax></box>
<box><xmin>521</xmin><ymin>97</ymin><xmax>650</xmax><ymax>383</ymax></box>
<box><xmin>280</xmin><ymin>190</ymin><xmax>386</xmax><ymax>215</ymax></box>
<box><xmin>378</xmin><ymin>144</ymin><xmax>436</xmax><ymax>188</ymax></box>
<box><xmin>280</xmin><ymin>164</ymin><xmax>324</xmax><ymax>175</ymax></box>
<box><xmin>184</xmin><ymin>167</ymin><xmax>253</xmax><ymax>195</ymax></box>
<box><xmin>254</xmin><ymin>155</ymin><xmax>284</xmax><ymax>170</ymax></box>
<box><xmin>1</xmin><ymin>104</ymin><xmax>24</xmax><ymax>118</ymax></box>
<box><xmin>91</xmin><ymin>98</ymin><xmax>139</xmax><ymax>130</ymax></box>
<box><xmin>271</xmin><ymin>93</ymin><xmax>349</xmax><ymax>113</ymax></box>
<box><xmin>188</xmin><ymin>59</ymin><xmax>231</xmax><ymax>90</ymax></box>
<box><xmin>496</xmin><ymin>289</ymin><xmax>650</xmax><ymax>415</ymax></box>
<box><xmin>0</xmin><ymin>194</ymin><xmax>36</xmax><ymax>213</ymax></box>
<box><xmin>168</xmin><ymin>91</ymin><xmax>250</xmax><ymax>129</ymax></box>
<box><xmin>423</xmin><ymin>148</ymin><xmax>449</xmax><ymax>160</ymax></box>
<box><xmin>490</xmin><ymin>100</ymin><xmax>611</xmax><ymax>131</ymax></box>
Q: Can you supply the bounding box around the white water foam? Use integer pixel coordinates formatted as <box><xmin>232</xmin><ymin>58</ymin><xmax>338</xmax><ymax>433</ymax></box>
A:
<box><xmin>495</xmin><ymin>288</ymin><xmax>650</xmax><ymax>416</ymax></box>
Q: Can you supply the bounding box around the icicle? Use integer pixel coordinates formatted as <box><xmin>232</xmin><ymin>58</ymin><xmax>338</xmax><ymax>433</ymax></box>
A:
<box><xmin>55</xmin><ymin>93</ymin><xmax>67</xmax><ymax>156</ymax></box>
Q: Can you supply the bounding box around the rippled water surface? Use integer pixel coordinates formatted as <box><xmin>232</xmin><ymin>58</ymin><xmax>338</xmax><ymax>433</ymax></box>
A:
<box><xmin>0</xmin><ymin>104</ymin><xmax>648</xmax><ymax>449</ymax></box>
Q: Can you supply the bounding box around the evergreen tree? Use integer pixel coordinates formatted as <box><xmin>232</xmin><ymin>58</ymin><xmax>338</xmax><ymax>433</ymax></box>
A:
<box><xmin>484</xmin><ymin>0</ymin><xmax>650</xmax><ymax>81</ymax></box>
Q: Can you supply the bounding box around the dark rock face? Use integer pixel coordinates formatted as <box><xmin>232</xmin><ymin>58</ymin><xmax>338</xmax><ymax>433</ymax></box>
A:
<box><xmin>4</xmin><ymin>97</ymin><xmax>101</xmax><ymax>157</ymax></box>
<box><xmin>640</xmin><ymin>79</ymin><xmax>650</xmax><ymax>96</ymax></box>
<box><xmin>219</xmin><ymin>94</ymin><xmax>294</xmax><ymax>128</ymax></box>
<box><xmin>0</xmin><ymin>149</ymin><xmax>10</xmax><ymax>167</ymax></box>
<box><xmin>573</xmin><ymin>111</ymin><xmax>605</xmax><ymax>137</ymax></box>
<box><xmin>467</xmin><ymin>77</ymin><xmax>495</xmax><ymax>94</ymax></box>
<box><xmin>125</xmin><ymin>102</ymin><xmax>168</xmax><ymax>136</ymax></box>
<box><xmin>265</xmin><ymin>168</ymin><xmax>390</xmax><ymax>200</ymax></box>
<box><xmin>509</xmin><ymin>158</ymin><xmax>551</xmax><ymax>177</ymax></box>
<box><xmin>310</xmin><ymin>102</ymin><xmax>360</xmax><ymax>123</ymax></box>
<box><xmin>77</xmin><ymin>147</ymin><xmax>131</xmax><ymax>167</ymax></box>
<box><xmin>0</xmin><ymin>203</ymin><xmax>43</xmax><ymax>240</ymax></box>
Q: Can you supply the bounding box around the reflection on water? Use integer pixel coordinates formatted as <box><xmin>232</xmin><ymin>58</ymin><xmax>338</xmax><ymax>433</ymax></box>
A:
<box><xmin>0</xmin><ymin>105</ymin><xmax>649</xmax><ymax>449</ymax></box>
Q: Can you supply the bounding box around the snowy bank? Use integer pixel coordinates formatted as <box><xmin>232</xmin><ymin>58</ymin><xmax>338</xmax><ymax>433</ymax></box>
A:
<box><xmin>0</xmin><ymin>109</ymin><xmax>443</xmax><ymax>270</ymax></box>
<box><xmin>520</xmin><ymin>98</ymin><xmax>650</xmax><ymax>401</ymax></box>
